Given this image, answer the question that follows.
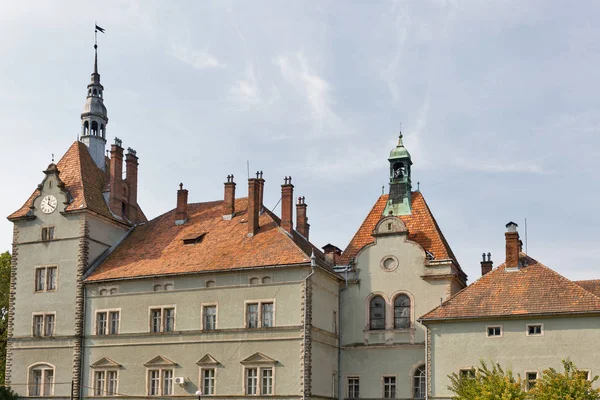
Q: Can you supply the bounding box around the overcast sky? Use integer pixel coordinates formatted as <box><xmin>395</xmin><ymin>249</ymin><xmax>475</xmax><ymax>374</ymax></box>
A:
<box><xmin>1</xmin><ymin>0</ymin><xmax>599</xmax><ymax>283</ymax></box>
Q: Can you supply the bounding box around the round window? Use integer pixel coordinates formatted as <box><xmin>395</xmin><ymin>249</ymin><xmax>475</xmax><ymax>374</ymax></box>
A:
<box><xmin>380</xmin><ymin>256</ymin><xmax>399</xmax><ymax>272</ymax></box>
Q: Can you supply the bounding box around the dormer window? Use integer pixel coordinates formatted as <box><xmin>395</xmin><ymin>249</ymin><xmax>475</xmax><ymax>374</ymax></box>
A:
<box><xmin>183</xmin><ymin>233</ymin><xmax>206</xmax><ymax>245</ymax></box>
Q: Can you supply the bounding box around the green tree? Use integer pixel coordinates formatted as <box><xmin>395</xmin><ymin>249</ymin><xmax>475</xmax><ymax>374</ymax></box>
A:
<box><xmin>0</xmin><ymin>386</ymin><xmax>18</xmax><ymax>400</ymax></box>
<box><xmin>448</xmin><ymin>360</ymin><xmax>527</xmax><ymax>400</ymax></box>
<box><xmin>0</xmin><ymin>251</ymin><xmax>10</xmax><ymax>385</ymax></box>
<box><xmin>529</xmin><ymin>359</ymin><xmax>600</xmax><ymax>400</ymax></box>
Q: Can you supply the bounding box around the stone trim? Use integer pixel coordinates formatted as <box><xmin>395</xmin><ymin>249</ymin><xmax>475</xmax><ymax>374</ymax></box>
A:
<box><xmin>72</xmin><ymin>216</ymin><xmax>89</xmax><ymax>398</ymax></box>
<box><xmin>300</xmin><ymin>277</ymin><xmax>313</xmax><ymax>399</ymax></box>
<box><xmin>427</xmin><ymin>328</ymin><xmax>432</xmax><ymax>398</ymax></box>
<box><xmin>5</xmin><ymin>225</ymin><xmax>19</xmax><ymax>385</ymax></box>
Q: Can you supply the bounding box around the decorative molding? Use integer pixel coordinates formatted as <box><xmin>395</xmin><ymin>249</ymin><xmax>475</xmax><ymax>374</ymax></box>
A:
<box><xmin>197</xmin><ymin>354</ymin><xmax>220</xmax><ymax>366</ymax></box>
<box><xmin>144</xmin><ymin>355</ymin><xmax>177</xmax><ymax>367</ymax></box>
<box><xmin>72</xmin><ymin>216</ymin><xmax>89</xmax><ymax>399</ymax></box>
<box><xmin>240</xmin><ymin>352</ymin><xmax>277</xmax><ymax>365</ymax></box>
<box><xmin>5</xmin><ymin>225</ymin><xmax>19</xmax><ymax>385</ymax></box>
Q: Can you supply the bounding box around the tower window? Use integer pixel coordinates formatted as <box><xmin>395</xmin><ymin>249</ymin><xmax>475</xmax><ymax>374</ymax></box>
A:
<box><xmin>91</xmin><ymin>121</ymin><xmax>99</xmax><ymax>136</ymax></box>
<box><xmin>83</xmin><ymin>121</ymin><xmax>89</xmax><ymax>135</ymax></box>
<box><xmin>121</xmin><ymin>202</ymin><xmax>126</xmax><ymax>217</ymax></box>
<box><xmin>393</xmin><ymin>163</ymin><xmax>405</xmax><ymax>178</ymax></box>
<box><xmin>93</xmin><ymin>89</ymin><xmax>98</xmax><ymax>96</ymax></box>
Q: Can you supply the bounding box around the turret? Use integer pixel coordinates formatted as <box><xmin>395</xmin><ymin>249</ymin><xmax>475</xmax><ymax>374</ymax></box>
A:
<box><xmin>384</xmin><ymin>130</ymin><xmax>413</xmax><ymax>216</ymax></box>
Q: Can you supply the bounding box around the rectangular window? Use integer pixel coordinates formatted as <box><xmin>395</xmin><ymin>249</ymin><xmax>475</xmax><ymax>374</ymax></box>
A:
<box><xmin>149</xmin><ymin>370</ymin><xmax>160</xmax><ymax>396</ymax></box>
<box><xmin>43</xmin><ymin>369</ymin><xmax>53</xmax><ymax>396</ymax></box>
<box><xmin>487</xmin><ymin>326</ymin><xmax>502</xmax><ymax>337</ymax></box>
<box><xmin>460</xmin><ymin>369</ymin><xmax>475</xmax><ymax>378</ymax></box>
<box><xmin>35</xmin><ymin>268</ymin><xmax>46</xmax><ymax>291</ymax></box>
<box><xmin>164</xmin><ymin>308</ymin><xmax>175</xmax><ymax>332</ymax></box>
<box><xmin>151</xmin><ymin>309</ymin><xmax>162</xmax><ymax>332</ymax></box>
<box><xmin>42</xmin><ymin>227</ymin><xmax>55</xmax><ymax>241</ymax></box>
<box><xmin>348</xmin><ymin>377</ymin><xmax>359</xmax><ymax>399</ymax></box>
<box><xmin>383</xmin><ymin>376</ymin><xmax>396</xmax><ymax>399</ymax></box>
<box><xmin>94</xmin><ymin>371</ymin><xmax>106</xmax><ymax>396</ymax></box>
<box><xmin>31</xmin><ymin>369</ymin><xmax>42</xmax><ymax>396</ymax></box>
<box><xmin>162</xmin><ymin>370</ymin><xmax>173</xmax><ymax>395</ymax></box>
<box><xmin>246</xmin><ymin>368</ymin><xmax>258</xmax><ymax>395</ymax></box>
<box><xmin>107</xmin><ymin>371</ymin><xmax>118</xmax><ymax>396</ymax></box>
<box><xmin>247</xmin><ymin>303</ymin><xmax>259</xmax><ymax>328</ymax></box>
<box><xmin>202</xmin><ymin>368</ymin><xmax>215</xmax><ymax>395</ymax></box>
<box><xmin>204</xmin><ymin>306</ymin><xmax>217</xmax><ymax>331</ymax></box>
<box><xmin>96</xmin><ymin>312</ymin><xmax>108</xmax><ymax>335</ymax></box>
<box><xmin>44</xmin><ymin>314</ymin><xmax>55</xmax><ymax>337</ymax></box>
<box><xmin>527</xmin><ymin>324</ymin><xmax>543</xmax><ymax>335</ymax></box>
<box><xmin>47</xmin><ymin>267</ymin><xmax>57</xmax><ymax>291</ymax></box>
<box><xmin>526</xmin><ymin>372</ymin><xmax>538</xmax><ymax>390</ymax></box>
<box><xmin>109</xmin><ymin>311</ymin><xmax>120</xmax><ymax>334</ymax></box>
<box><xmin>33</xmin><ymin>315</ymin><xmax>44</xmax><ymax>337</ymax></box>
<box><xmin>262</xmin><ymin>368</ymin><xmax>273</xmax><ymax>395</ymax></box>
<box><xmin>261</xmin><ymin>303</ymin><xmax>274</xmax><ymax>328</ymax></box>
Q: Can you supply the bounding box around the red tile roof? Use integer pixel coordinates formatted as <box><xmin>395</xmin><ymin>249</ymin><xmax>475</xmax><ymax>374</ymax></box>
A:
<box><xmin>420</xmin><ymin>254</ymin><xmax>600</xmax><ymax>321</ymax></box>
<box><xmin>339</xmin><ymin>192</ymin><xmax>460</xmax><ymax>269</ymax></box>
<box><xmin>575</xmin><ymin>280</ymin><xmax>600</xmax><ymax>297</ymax></box>
<box><xmin>8</xmin><ymin>141</ymin><xmax>125</xmax><ymax>222</ymax></box>
<box><xmin>86</xmin><ymin>198</ymin><xmax>331</xmax><ymax>282</ymax></box>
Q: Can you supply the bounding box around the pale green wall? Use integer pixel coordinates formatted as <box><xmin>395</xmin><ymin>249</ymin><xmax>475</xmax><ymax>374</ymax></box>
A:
<box><xmin>428</xmin><ymin>316</ymin><xmax>600</xmax><ymax>399</ymax></box>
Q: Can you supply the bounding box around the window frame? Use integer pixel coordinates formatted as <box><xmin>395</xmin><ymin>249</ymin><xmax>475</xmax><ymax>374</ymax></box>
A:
<box><xmin>525</xmin><ymin>371</ymin><xmax>538</xmax><ymax>390</ymax></box>
<box><xmin>32</xmin><ymin>312</ymin><xmax>56</xmax><ymax>337</ymax></box>
<box><xmin>148</xmin><ymin>305</ymin><xmax>177</xmax><ymax>333</ymax></box>
<box><xmin>27</xmin><ymin>363</ymin><xmax>55</xmax><ymax>397</ymax></box>
<box><xmin>41</xmin><ymin>226</ymin><xmax>55</xmax><ymax>241</ymax></box>
<box><xmin>243</xmin><ymin>366</ymin><xmax>275</xmax><ymax>396</ymax></box>
<box><xmin>200</xmin><ymin>367</ymin><xmax>216</xmax><ymax>396</ymax></box>
<box><xmin>526</xmin><ymin>323</ymin><xmax>543</xmax><ymax>336</ymax></box>
<box><xmin>369</xmin><ymin>295</ymin><xmax>386</xmax><ymax>330</ymax></box>
<box><xmin>34</xmin><ymin>265</ymin><xmax>58</xmax><ymax>293</ymax></box>
<box><xmin>382</xmin><ymin>375</ymin><xmax>397</xmax><ymax>399</ymax></box>
<box><xmin>347</xmin><ymin>376</ymin><xmax>360</xmax><ymax>399</ymax></box>
<box><xmin>94</xmin><ymin>309</ymin><xmax>121</xmax><ymax>336</ymax></box>
<box><xmin>486</xmin><ymin>325</ymin><xmax>503</xmax><ymax>338</ymax></box>
<box><xmin>413</xmin><ymin>365</ymin><xmax>426</xmax><ymax>399</ymax></box>
<box><xmin>201</xmin><ymin>303</ymin><xmax>218</xmax><ymax>331</ymax></box>
<box><xmin>393</xmin><ymin>293</ymin><xmax>411</xmax><ymax>329</ymax></box>
<box><xmin>146</xmin><ymin>368</ymin><xmax>175</xmax><ymax>396</ymax></box>
<box><xmin>244</xmin><ymin>299</ymin><xmax>276</xmax><ymax>329</ymax></box>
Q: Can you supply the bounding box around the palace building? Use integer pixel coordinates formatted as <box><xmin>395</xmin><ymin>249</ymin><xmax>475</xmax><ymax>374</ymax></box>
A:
<box><xmin>6</xmin><ymin>42</ymin><xmax>600</xmax><ymax>400</ymax></box>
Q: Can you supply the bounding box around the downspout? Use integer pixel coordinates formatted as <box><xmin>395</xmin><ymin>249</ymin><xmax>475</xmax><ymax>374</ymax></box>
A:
<box><xmin>337</xmin><ymin>265</ymin><xmax>349</xmax><ymax>400</ymax></box>
<box><xmin>425</xmin><ymin>324</ymin><xmax>428</xmax><ymax>400</ymax></box>
<box><xmin>79</xmin><ymin>286</ymin><xmax>87</xmax><ymax>400</ymax></box>
<box><xmin>303</xmin><ymin>251</ymin><xmax>317</xmax><ymax>400</ymax></box>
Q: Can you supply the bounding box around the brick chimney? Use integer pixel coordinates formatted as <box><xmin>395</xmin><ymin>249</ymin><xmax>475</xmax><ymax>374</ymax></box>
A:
<box><xmin>505</xmin><ymin>222</ymin><xmax>522</xmax><ymax>269</ymax></box>
<box><xmin>256</xmin><ymin>171</ymin><xmax>265</xmax><ymax>215</ymax></box>
<box><xmin>247</xmin><ymin>177</ymin><xmax>260</xmax><ymax>237</ymax></box>
<box><xmin>223</xmin><ymin>174</ymin><xmax>236</xmax><ymax>220</ymax></box>
<box><xmin>108</xmin><ymin>138</ymin><xmax>124</xmax><ymax>217</ymax></box>
<box><xmin>481</xmin><ymin>252</ymin><xmax>493</xmax><ymax>276</ymax></box>
<box><xmin>296</xmin><ymin>196</ymin><xmax>309</xmax><ymax>239</ymax></box>
<box><xmin>322</xmin><ymin>244</ymin><xmax>342</xmax><ymax>266</ymax></box>
<box><xmin>125</xmin><ymin>147</ymin><xmax>139</xmax><ymax>219</ymax></box>
<box><xmin>175</xmin><ymin>183</ymin><xmax>188</xmax><ymax>225</ymax></box>
<box><xmin>281</xmin><ymin>176</ymin><xmax>294</xmax><ymax>234</ymax></box>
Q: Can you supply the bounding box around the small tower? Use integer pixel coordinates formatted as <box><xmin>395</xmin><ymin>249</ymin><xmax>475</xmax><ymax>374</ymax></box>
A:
<box><xmin>384</xmin><ymin>131</ymin><xmax>412</xmax><ymax>216</ymax></box>
<box><xmin>80</xmin><ymin>43</ymin><xmax>108</xmax><ymax>170</ymax></box>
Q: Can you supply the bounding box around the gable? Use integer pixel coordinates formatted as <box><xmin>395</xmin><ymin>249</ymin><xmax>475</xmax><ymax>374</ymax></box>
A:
<box><xmin>144</xmin><ymin>355</ymin><xmax>177</xmax><ymax>367</ymax></box>
<box><xmin>196</xmin><ymin>354</ymin><xmax>219</xmax><ymax>366</ymax></box>
<box><xmin>240</xmin><ymin>352</ymin><xmax>277</xmax><ymax>365</ymax></box>
<box><xmin>91</xmin><ymin>357</ymin><xmax>121</xmax><ymax>369</ymax></box>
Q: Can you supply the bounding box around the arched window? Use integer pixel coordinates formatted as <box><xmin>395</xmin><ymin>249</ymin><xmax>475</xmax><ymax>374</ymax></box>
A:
<box><xmin>28</xmin><ymin>363</ymin><xmax>54</xmax><ymax>396</ymax></box>
<box><xmin>413</xmin><ymin>365</ymin><xmax>426</xmax><ymax>399</ymax></box>
<box><xmin>206</xmin><ymin>280</ymin><xmax>215</xmax><ymax>288</ymax></box>
<box><xmin>153</xmin><ymin>284</ymin><xmax>162</xmax><ymax>292</ymax></box>
<box><xmin>88</xmin><ymin>89</ymin><xmax>91</xmax><ymax>96</ymax></box>
<box><xmin>249</xmin><ymin>277</ymin><xmax>259</xmax><ymax>285</ymax></box>
<box><xmin>164</xmin><ymin>284</ymin><xmax>173</xmax><ymax>291</ymax></box>
<box><xmin>394</xmin><ymin>294</ymin><xmax>411</xmax><ymax>329</ymax></box>
<box><xmin>83</xmin><ymin>121</ymin><xmax>89</xmax><ymax>135</ymax></box>
<box><xmin>109</xmin><ymin>288</ymin><xmax>118</xmax><ymax>295</ymax></box>
<box><xmin>369</xmin><ymin>296</ymin><xmax>385</xmax><ymax>330</ymax></box>
<box><xmin>93</xmin><ymin>88</ymin><xmax>98</xmax><ymax>96</ymax></box>
<box><xmin>91</xmin><ymin>121</ymin><xmax>99</xmax><ymax>136</ymax></box>
<box><xmin>262</xmin><ymin>276</ymin><xmax>272</xmax><ymax>284</ymax></box>
<box><xmin>101</xmin><ymin>124</ymin><xmax>105</xmax><ymax>138</ymax></box>
<box><xmin>99</xmin><ymin>289</ymin><xmax>108</xmax><ymax>296</ymax></box>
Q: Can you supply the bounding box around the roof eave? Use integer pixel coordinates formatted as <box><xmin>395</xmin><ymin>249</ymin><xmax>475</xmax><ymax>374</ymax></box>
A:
<box><xmin>420</xmin><ymin>310</ymin><xmax>600</xmax><ymax>324</ymax></box>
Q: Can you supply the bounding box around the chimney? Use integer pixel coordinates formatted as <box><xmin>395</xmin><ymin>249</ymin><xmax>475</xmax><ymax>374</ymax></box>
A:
<box><xmin>125</xmin><ymin>147</ymin><xmax>139</xmax><ymax>218</ymax></box>
<box><xmin>322</xmin><ymin>244</ymin><xmax>342</xmax><ymax>266</ymax></box>
<box><xmin>505</xmin><ymin>222</ymin><xmax>521</xmax><ymax>269</ymax></box>
<box><xmin>481</xmin><ymin>252</ymin><xmax>493</xmax><ymax>276</ymax></box>
<box><xmin>108</xmin><ymin>138</ymin><xmax>124</xmax><ymax>216</ymax></box>
<box><xmin>281</xmin><ymin>176</ymin><xmax>294</xmax><ymax>234</ymax></box>
<box><xmin>296</xmin><ymin>196</ymin><xmax>310</xmax><ymax>240</ymax></box>
<box><xmin>247</xmin><ymin>176</ymin><xmax>260</xmax><ymax>236</ymax></box>
<box><xmin>175</xmin><ymin>183</ymin><xmax>188</xmax><ymax>225</ymax></box>
<box><xmin>223</xmin><ymin>174</ymin><xmax>236</xmax><ymax>220</ymax></box>
<box><xmin>256</xmin><ymin>171</ymin><xmax>265</xmax><ymax>214</ymax></box>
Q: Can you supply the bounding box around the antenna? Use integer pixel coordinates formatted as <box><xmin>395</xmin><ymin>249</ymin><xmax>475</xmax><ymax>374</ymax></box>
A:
<box><xmin>525</xmin><ymin>217</ymin><xmax>528</xmax><ymax>254</ymax></box>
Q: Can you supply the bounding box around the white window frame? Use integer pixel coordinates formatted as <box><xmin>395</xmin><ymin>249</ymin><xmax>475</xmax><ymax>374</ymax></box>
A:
<box><xmin>486</xmin><ymin>325</ymin><xmax>503</xmax><ymax>338</ymax></box>
<box><xmin>146</xmin><ymin>368</ymin><xmax>175</xmax><ymax>396</ymax></box>
<box><xmin>200</xmin><ymin>367</ymin><xmax>216</xmax><ymax>395</ymax></box>
<box><xmin>32</xmin><ymin>312</ymin><xmax>56</xmax><ymax>337</ymax></box>
<box><xmin>382</xmin><ymin>375</ymin><xmax>397</xmax><ymax>399</ymax></box>
<box><xmin>243</xmin><ymin>366</ymin><xmax>275</xmax><ymax>396</ymax></box>
<box><xmin>34</xmin><ymin>265</ymin><xmax>58</xmax><ymax>293</ymax></box>
<box><xmin>244</xmin><ymin>299</ymin><xmax>276</xmax><ymax>329</ymax></box>
<box><xmin>93</xmin><ymin>369</ymin><xmax>119</xmax><ymax>396</ymax></box>
<box><xmin>27</xmin><ymin>363</ymin><xmax>55</xmax><ymax>397</ymax></box>
<box><xmin>148</xmin><ymin>305</ymin><xmax>177</xmax><ymax>333</ymax></box>
<box><xmin>526</xmin><ymin>323</ymin><xmax>544</xmax><ymax>336</ymax></box>
<box><xmin>347</xmin><ymin>376</ymin><xmax>360</xmax><ymax>399</ymax></box>
<box><xmin>94</xmin><ymin>309</ymin><xmax>121</xmax><ymax>335</ymax></box>
<box><xmin>201</xmin><ymin>303</ymin><xmax>218</xmax><ymax>331</ymax></box>
<box><xmin>525</xmin><ymin>371</ymin><xmax>538</xmax><ymax>390</ymax></box>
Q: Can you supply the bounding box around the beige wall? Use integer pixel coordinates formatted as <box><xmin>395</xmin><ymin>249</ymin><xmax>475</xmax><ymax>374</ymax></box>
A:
<box><xmin>428</xmin><ymin>315</ymin><xmax>600</xmax><ymax>399</ymax></box>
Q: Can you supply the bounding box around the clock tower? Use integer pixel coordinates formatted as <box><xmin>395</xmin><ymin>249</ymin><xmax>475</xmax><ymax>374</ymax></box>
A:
<box><xmin>384</xmin><ymin>131</ymin><xmax>412</xmax><ymax>216</ymax></box>
<box><xmin>80</xmin><ymin>43</ymin><xmax>108</xmax><ymax>170</ymax></box>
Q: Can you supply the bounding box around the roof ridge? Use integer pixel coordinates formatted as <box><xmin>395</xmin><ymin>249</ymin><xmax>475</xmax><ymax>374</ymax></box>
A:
<box><xmin>260</xmin><ymin>207</ymin><xmax>314</xmax><ymax>263</ymax></box>
<box><xmin>533</xmin><ymin>258</ymin><xmax>600</xmax><ymax>302</ymax></box>
<box><xmin>340</xmin><ymin>195</ymin><xmax>387</xmax><ymax>264</ymax></box>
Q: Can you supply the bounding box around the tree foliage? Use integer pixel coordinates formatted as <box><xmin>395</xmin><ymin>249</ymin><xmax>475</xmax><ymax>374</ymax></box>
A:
<box><xmin>529</xmin><ymin>359</ymin><xmax>600</xmax><ymax>400</ymax></box>
<box><xmin>0</xmin><ymin>251</ymin><xmax>10</xmax><ymax>385</ymax></box>
<box><xmin>448</xmin><ymin>360</ymin><xmax>527</xmax><ymax>400</ymax></box>
<box><xmin>0</xmin><ymin>386</ymin><xmax>18</xmax><ymax>400</ymax></box>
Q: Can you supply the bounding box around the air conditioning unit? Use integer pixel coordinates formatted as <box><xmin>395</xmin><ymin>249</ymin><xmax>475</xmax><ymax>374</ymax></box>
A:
<box><xmin>175</xmin><ymin>376</ymin><xmax>186</xmax><ymax>385</ymax></box>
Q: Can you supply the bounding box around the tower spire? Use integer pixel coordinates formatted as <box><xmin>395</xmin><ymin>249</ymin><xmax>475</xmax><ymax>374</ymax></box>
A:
<box><xmin>384</xmin><ymin>125</ymin><xmax>413</xmax><ymax>216</ymax></box>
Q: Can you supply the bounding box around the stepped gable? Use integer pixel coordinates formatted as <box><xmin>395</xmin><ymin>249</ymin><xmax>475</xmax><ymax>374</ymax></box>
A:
<box><xmin>339</xmin><ymin>192</ymin><xmax>459</xmax><ymax>267</ymax></box>
<box><xmin>85</xmin><ymin>197</ymin><xmax>330</xmax><ymax>282</ymax></box>
<box><xmin>421</xmin><ymin>254</ymin><xmax>600</xmax><ymax>321</ymax></box>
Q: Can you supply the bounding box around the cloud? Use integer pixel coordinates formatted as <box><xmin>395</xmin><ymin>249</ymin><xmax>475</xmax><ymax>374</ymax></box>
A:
<box><xmin>452</xmin><ymin>158</ymin><xmax>545</xmax><ymax>174</ymax></box>
<box><xmin>168</xmin><ymin>44</ymin><xmax>223</xmax><ymax>69</ymax></box>
<box><xmin>229</xmin><ymin>64</ymin><xmax>261</xmax><ymax>106</ymax></box>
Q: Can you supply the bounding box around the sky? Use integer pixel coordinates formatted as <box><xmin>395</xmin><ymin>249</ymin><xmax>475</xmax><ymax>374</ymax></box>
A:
<box><xmin>1</xmin><ymin>0</ymin><xmax>600</xmax><ymax>283</ymax></box>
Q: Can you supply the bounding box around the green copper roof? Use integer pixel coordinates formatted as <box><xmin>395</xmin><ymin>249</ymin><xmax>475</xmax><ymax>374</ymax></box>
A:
<box><xmin>389</xmin><ymin>134</ymin><xmax>411</xmax><ymax>160</ymax></box>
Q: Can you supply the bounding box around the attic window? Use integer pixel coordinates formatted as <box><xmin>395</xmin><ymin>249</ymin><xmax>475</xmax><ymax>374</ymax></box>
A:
<box><xmin>183</xmin><ymin>233</ymin><xmax>206</xmax><ymax>245</ymax></box>
<box><xmin>425</xmin><ymin>251</ymin><xmax>435</xmax><ymax>260</ymax></box>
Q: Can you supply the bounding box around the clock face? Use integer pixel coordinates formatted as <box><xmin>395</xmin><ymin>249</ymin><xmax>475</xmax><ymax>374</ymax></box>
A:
<box><xmin>40</xmin><ymin>195</ymin><xmax>58</xmax><ymax>214</ymax></box>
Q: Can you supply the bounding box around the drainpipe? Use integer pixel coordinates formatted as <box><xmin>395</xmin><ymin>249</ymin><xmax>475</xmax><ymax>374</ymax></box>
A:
<box><xmin>337</xmin><ymin>267</ymin><xmax>349</xmax><ymax>400</ymax></box>
<box><xmin>303</xmin><ymin>251</ymin><xmax>317</xmax><ymax>400</ymax></box>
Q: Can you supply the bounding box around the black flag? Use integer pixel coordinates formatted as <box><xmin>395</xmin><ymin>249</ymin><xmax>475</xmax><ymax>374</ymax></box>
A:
<box><xmin>95</xmin><ymin>24</ymin><xmax>105</xmax><ymax>33</ymax></box>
